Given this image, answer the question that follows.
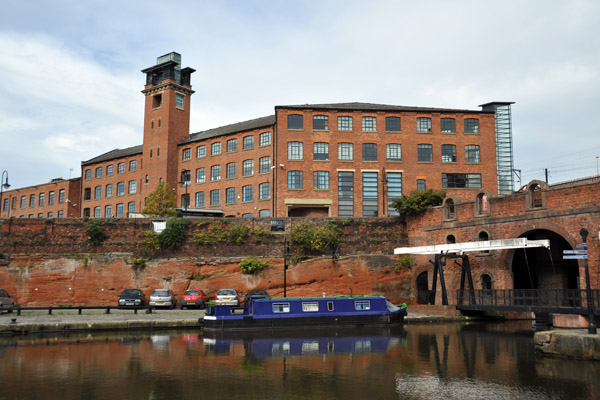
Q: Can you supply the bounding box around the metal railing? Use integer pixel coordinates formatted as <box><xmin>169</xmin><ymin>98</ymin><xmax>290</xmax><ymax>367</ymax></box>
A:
<box><xmin>7</xmin><ymin>305</ymin><xmax>158</xmax><ymax>316</ymax></box>
<box><xmin>456</xmin><ymin>289</ymin><xmax>600</xmax><ymax>315</ymax></box>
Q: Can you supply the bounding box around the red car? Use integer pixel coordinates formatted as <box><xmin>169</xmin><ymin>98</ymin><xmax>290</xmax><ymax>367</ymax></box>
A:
<box><xmin>180</xmin><ymin>289</ymin><xmax>209</xmax><ymax>309</ymax></box>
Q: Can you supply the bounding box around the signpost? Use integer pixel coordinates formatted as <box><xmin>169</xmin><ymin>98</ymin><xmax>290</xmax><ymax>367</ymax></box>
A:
<box><xmin>567</xmin><ymin>229</ymin><xmax>597</xmax><ymax>334</ymax></box>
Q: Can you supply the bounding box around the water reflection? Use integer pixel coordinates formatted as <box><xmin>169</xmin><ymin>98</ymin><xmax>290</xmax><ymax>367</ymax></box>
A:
<box><xmin>0</xmin><ymin>322</ymin><xmax>598</xmax><ymax>399</ymax></box>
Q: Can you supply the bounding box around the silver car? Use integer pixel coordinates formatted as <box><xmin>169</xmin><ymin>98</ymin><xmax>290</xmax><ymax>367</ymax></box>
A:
<box><xmin>0</xmin><ymin>288</ymin><xmax>14</xmax><ymax>313</ymax></box>
<box><xmin>149</xmin><ymin>289</ymin><xmax>177</xmax><ymax>308</ymax></box>
<box><xmin>214</xmin><ymin>288</ymin><xmax>239</xmax><ymax>306</ymax></box>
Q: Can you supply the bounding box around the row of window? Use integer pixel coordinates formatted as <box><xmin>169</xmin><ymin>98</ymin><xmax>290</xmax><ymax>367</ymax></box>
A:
<box><xmin>287</xmin><ymin>114</ymin><xmax>480</xmax><ymax>134</ymax></box>
<box><xmin>287</xmin><ymin>142</ymin><xmax>481</xmax><ymax>163</ymax></box>
<box><xmin>84</xmin><ymin>202</ymin><xmax>136</xmax><ymax>218</ymax></box>
<box><xmin>20</xmin><ymin>211</ymin><xmax>64</xmax><ymax>219</ymax></box>
<box><xmin>272</xmin><ymin>300</ymin><xmax>371</xmax><ymax>313</ymax></box>
<box><xmin>186</xmin><ymin>182</ymin><xmax>271</xmax><ymax>207</ymax></box>
<box><xmin>181</xmin><ymin>156</ymin><xmax>272</xmax><ymax>184</ymax></box>
<box><xmin>83</xmin><ymin>181</ymin><xmax>137</xmax><ymax>201</ymax></box>
<box><xmin>85</xmin><ymin>160</ymin><xmax>137</xmax><ymax>180</ymax></box>
<box><xmin>7</xmin><ymin>189</ymin><xmax>67</xmax><ymax>210</ymax></box>
<box><xmin>182</xmin><ymin>132</ymin><xmax>272</xmax><ymax>161</ymax></box>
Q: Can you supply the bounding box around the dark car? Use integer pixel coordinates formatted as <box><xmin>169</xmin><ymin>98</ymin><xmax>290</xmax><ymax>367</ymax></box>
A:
<box><xmin>0</xmin><ymin>288</ymin><xmax>14</xmax><ymax>314</ymax></box>
<box><xmin>180</xmin><ymin>289</ymin><xmax>209</xmax><ymax>309</ymax></box>
<box><xmin>243</xmin><ymin>289</ymin><xmax>269</xmax><ymax>305</ymax></box>
<box><xmin>118</xmin><ymin>288</ymin><xmax>145</xmax><ymax>308</ymax></box>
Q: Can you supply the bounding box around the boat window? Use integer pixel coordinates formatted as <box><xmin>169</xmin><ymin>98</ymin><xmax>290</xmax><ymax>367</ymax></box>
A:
<box><xmin>273</xmin><ymin>303</ymin><xmax>290</xmax><ymax>313</ymax></box>
<box><xmin>302</xmin><ymin>302</ymin><xmax>319</xmax><ymax>312</ymax></box>
<box><xmin>327</xmin><ymin>301</ymin><xmax>334</xmax><ymax>311</ymax></box>
<box><xmin>355</xmin><ymin>300</ymin><xmax>371</xmax><ymax>310</ymax></box>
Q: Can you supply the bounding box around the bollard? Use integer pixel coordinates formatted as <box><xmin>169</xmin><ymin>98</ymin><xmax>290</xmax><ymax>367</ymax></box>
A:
<box><xmin>78</xmin><ymin>307</ymin><xmax>82</xmax><ymax>315</ymax></box>
<box><xmin>48</xmin><ymin>306</ymin><xmax>53</xmax><ymax>315</ymax></box>
<box><xmin>106</xmin><ymin>307</ymin><xmax>110</xmax><ymax>314</ymax></box>
<box><xmin>134</xmin><ymin>308</ymin><xmax>138</xmax><ymax>314</ymax></box>
<box><xmin>17</xmin><ymin>307</ymin><xmax>21</xmax><ymax>316</ymax></box>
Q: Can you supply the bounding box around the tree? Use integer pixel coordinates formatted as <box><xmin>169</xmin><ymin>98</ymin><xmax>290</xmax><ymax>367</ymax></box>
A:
<box><xmin>391</xmin><ymin>189</ymin><xmax>446</xmax><ymax>217</ymax></box>
<box><xmin>142</xmin><ymin>181</ymin><xmax>177</xmax><ymax>217</ymax></box>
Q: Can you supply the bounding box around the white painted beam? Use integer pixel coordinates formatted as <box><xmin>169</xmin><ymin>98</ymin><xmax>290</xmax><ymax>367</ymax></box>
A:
<box><xmin>393</xmin><ymin>238</ymin><xmax>550</xmax><ymax>255</ymax></box>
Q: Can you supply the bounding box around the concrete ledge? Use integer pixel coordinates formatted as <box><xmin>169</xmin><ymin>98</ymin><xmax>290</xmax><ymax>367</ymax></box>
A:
<box><xmin>0</xmin><ymin>319</ymin><xmax>202</xmax><ymax>335</ymax></box>
<box><xmin>534</xmin><ymin>329</ymin><xmax>600</xmax><ymax>361</ymax></box>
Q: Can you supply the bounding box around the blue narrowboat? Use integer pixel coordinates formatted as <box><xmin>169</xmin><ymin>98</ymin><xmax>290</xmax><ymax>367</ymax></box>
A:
<box><xmin>203</xmin><ymin>295</ymin><xmax>407</xmax><ymax>331</ymax></box>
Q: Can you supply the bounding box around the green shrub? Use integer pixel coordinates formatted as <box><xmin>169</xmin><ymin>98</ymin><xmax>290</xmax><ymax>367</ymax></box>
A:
<box><xmin>391</xmin><ymin>189</ymin><xmax>446</xmax><ymax>217</ymax></box>
<box><xmin>395</xmin><ymin>255</ymin><xmax>415</xmax><ymax>272</ymax></box>
<box><xmin>87</xmin><ymin>220</ymin><xmax>108</xmax><ymax>246</ymax></box>
<box><xmin>141</xmin><ymin>229</ymin><xmax>160</xmax><ymax>255</ymax></box>
<box><xmin>159</xmin><ymin>218</ymin><xmax>189</xmax><ymax>249</ymax></box>
<box><xmin>251</xmin><ymin>227</ymin><xmax>274</xmax><ymax>243</ymax></box>
<box><xmin>290</xmin><ymin>222</ymin><xmax>340</xmax><ymax>254</ymax></box>
<box><xmin>240</xmin><ymin>257</ymin><xmax>269</xmax><ymax>274</ymax></box>
<box><xmin>227</xmin><ymin>224</ymin><xmax>249</xmax><ymax>245</ymax></box>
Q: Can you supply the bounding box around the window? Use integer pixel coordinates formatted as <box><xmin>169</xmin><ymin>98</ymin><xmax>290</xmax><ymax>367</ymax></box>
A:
<box><xmin>129</xmin><ymin>160</ymin><xmax>137</xmax><ymax>171</ymax></box>
<box><xmin>242</xmin><ymin>213</ymin><xmax>253</xmax><ymax>218</ymax></box>
<box><xmin>106</xmin><ymin>165</ymin><xmax>114</xmax><ymax>176</ymax></box>
<box><xmin>211</xmin><ymin>165</ymin><xmax>221</xmax><ymax>182</ymax></box>
<box><xmin>243</xmin><ymin>136</ymin><xmax>254</xmax><ymax>150</ymax></box>
<box><xmin>259</xmin><ymin>132</ymin><xmax>271</xmax><ymax>146</ymax></box>
<box><xmin>465</xmin><ymin>145</ymin><xmax>480</xmax><ymax>163</ymax></box>
<box><xmin>386</xmin><ymin>117</ymin><xmax>401</xmax><ymax>132</ymax></box>
<box><xmin>145</xmin><ymin>175</ymin><xmax>149</xmax><ymax>184</ymax></box>
<box><xmin>242</xmin><ymin>159</ymin><xmax>254</xmax><ymax>176</ymax></box>
<box><xmin>338</xmin><ymin>143</ymin><xmax>353</xmax><ymax>161</ymax></box>
<box><xmin>129</xmin><ymin>180</ymin><xmax>137</xmax><ymax>194</ymax></box>
<box><xmin>2</xmin><ymin>198</ymin><xmax>8</xmax><ymax>212</ymax></box>
<box><xmin>208</xmin><ymin>142</ymin><xmax>220</xmax><ymax>156</ymax></box>
<box><xmin>313</xmin><ymin>142</ymin><xmax>329</xmax><ymax>161</ymax></box>
<box><xmin>417</xmin><ymin>117</ymin><xmax>432</xmax><ymax>132</ymax></box>
<box><xmin>117</xmin><ymin>182</ymin><xmax>125</xmax><ymax>196</ymax></box>
<box><xmin>443</xmin><ymin>199</ymin><xmax>456</xmax><ymax>220</ymax></box>
<box><xmin>181</xmin><ymin>170</ymin><xmax>191</xmax><ymax>185</ymax></box>
<box><xmin>288</xmin><ymin>142</ymin><xmax>303</xmax><ymax>160</ymax></box>
<box><xmin>288</xmin><ymin>171</ymin><xmax>303</xmax><ymax>189</ymax></box>
<box><xmin>226</xmin><ymin>139</ymin><xmax>237</xmax><ymax>153</ymax></box>
<box><xmin>242</xmin><ymin>185</ymin><xmax>253</xmax><ymax>202</ymax></box>
<box><xmin>152</xmin><ymin>93</ymin><xmax>162</xmax><ymax>108</ymax></box>
<box><xmin>196</xmin><ymin>168</ymin><xmax>206</xmax><ymax>184</ymax></box>
<box><xmin>57</xmin><ymin>210</ymin><xmax>64</xmax><ymax>218</ymax></box>
<box><xmin>83</xmin><ymin>188</ymin><xmax>91</xmax><ymax>201</ymax></box>
<box><xmin>85</xmin><ymin>169</ymin><xmax>92</xmax><ymax>180</ymax></box>
<box><xmin>441</xmin><ymin>118</ymin><xmax>456</xmax><ymax>133</ymax></box>
<box><xmin>387</xmin><ymin>172</ymin><xmax>402</xmax><ymax>216</ymax></box>
<box><xmin>105</xmin><ymin>205</ymin><xmax>112</xmax><ymax>218</ymax></box>
<box><xmin>338</xmin><ymin>116</ymin><xmax>352</xmax><ymax>131</ymax></box>
<box><xmin>95</xmin><ymin>167</ymin><xmax>102</xmax><ymax>178</ymax></box>
<box><xmin>417</xmin><ymin>144</ymin><xmax>433</xmax><ymax>162</ymax></box>
<box><xmin>39</xmin><ymin>193</ymin><xmax>45</xmax><ymax>206</ymax></box>
<box><xmin>117</xmin><ymin>163</ymin><xmax>125</xmax><ymax>174</ymax></box>
<box><xmin>302</xmin><ymin>302</ymin><xmax>319</xmax><ymax>312</ymax></box>
<box><xmin>338</xmin><ymin>171</ymin><xmax>354</xmax><ymax>217</ymax></box>
<box><xmin>355</xmin><ymin>301</ymin><xmax>371</xmax><ymax>310</ymax></box>
<box><xmin>386</xmin><ymin>144</ymin><xmax>402</xmax><ymax>161</ymax></box>
<box><xmin>273</xmin><ymin>303</ymin><xmax>290</xmax><ymax>313</ymax></box>
<box><xmin>210</xmin><ymin>189</ymin><xmax>220</xmax><ymax>206</ymax></box>
<box><xmin>47</xmin><ymin>212</ymin><xmax>53</xmax><ymax>218</ymax></box>
<box><xmin>195</xmin><ymin>192</ymin><xmax>205</xmax><ymax>207</ymax></box>
<box><xmin>327</xmin><ymin>301</ymin><xmax>334</xmax><ymax>311</ymax></box>
<box><xmin>20</xmin><ymin>196</ymin><xmax>26</xmax><ymax>209</ymax></box>
<box><xmin>417</xmin><ymin>179</ymin><xmax>426</xmax><ymax>191</ymax></box>
<box><xmin>48</xmin><ymin>191</ymin><xmax>55</xmax><ymax>205</ymax></box>
<box><xmin>94</xmin><ymin>207</ymin><xmax>101</xmax><ymax>218</ymax></box>
<box><xmin>259</xmin><ymin>182</ymin><xmax>270</xmax><ymax>200</ymax></box>
<box><xmin>441</xmin><ymin>144</ymin><xmax>457</xmax><ymax>163</ymax></box>
<box><xmin>442</xmin><ymin>173</ymin><xmax>482</xmax><ymax>188</ymax></box>
<box><xmin>106</xmin><ymin>184</ymin><xmax>113</xmax><ymax>198</ymax></box>
<box><xmin>176</xmin><ymin>93</ymin><xmax>184</xmax><ymax>108</ymax></box>
<box><xmin>95</xmin><ymin>186</ymin><xmax>102</xmax><ymax>199</ymax></box>
<box><xmin>59</xmin><ymin>189</ymin><xmax>65</xmax><ymax>204</ymax></box>
<box><xmin>259</xmin><ymin>157</ymin><xmax>271</xmax><ymax>174</ymax></box>
<box><xmin>226</xmin><ymin>162</ymin><xmax>237</xmax><ymax>179</ymax></box>
<box><xmin>116</xmin><ymin>203</ymin><xmax>124</xmax><ymax>217</ymax></box>
<box><xmin>225</xmin><ymin>188</ymin><xmax>236</xmax><ymax>204</ymax></box>
<box><xmin>196</xmin><ymin>145</ymin><xmax>206</xmax><ymax>158</ymax></box>
<box><xmin>313</xmin><ymin>115</ymin><xmax>328</xmax><ymax>130</ymax></box>
<box><xmin>362</xmin><ymin>116</ymin><xmax>376</xmax><ymax>131</ymax></box>
<box><xmin>363</xmin><ymin>172</ymin><xmax>378</xmax><ymax>216</ymax></box>
<box><xmin>28</xmin><ymin>194</ymin><xmax>35</xmax><ymax>208</ymax></box>
<box><xmin>362</xmin><ymin>143</ymin><xmax>377</xmax><ymax>161</ymax></box>
<box><xmin>259</xmin><ymin>209</ymin><xmax>270</xmax><ymax>217</ymax></box>
<box><xmin>465</xmin><ymin>118</ymin><xmax>479</xmax><ymax>133</ymax></box>
<box><xmin>288</xmin><ymin>114</ymin><xmax>303</xmax><ymax>129</ymax></box>
<box><xmin>314</xmin><ymin>171</ymin><xmax>329</xmax><ymax>190</ymax></box>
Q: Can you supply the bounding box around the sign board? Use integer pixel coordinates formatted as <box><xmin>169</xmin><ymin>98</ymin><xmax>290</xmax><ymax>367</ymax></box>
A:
<box><xmin>563</xmin><ymin>255</ymin><xmax>588</xmax><ymax>260</ymax></box>
<box><xmin>576</xmin><ymin>243</ymin><xmax>587</xmax><ymax>248</ymax></box>
<box><xmin>563</xmin><ymin>250</ymin><xmax>588</xmax><ymax>255</ymax></box>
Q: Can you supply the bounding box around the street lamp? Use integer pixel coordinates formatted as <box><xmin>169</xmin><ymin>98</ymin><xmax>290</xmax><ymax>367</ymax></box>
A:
<box><xmin>0</xmin><ymin>170</ymin><xmax>10</xmax><ymax>218</ymax></box>
<box><xmin>178</xmin><ymin>177</ymin><xmax>189</xmax><ymax>211</ymax></box>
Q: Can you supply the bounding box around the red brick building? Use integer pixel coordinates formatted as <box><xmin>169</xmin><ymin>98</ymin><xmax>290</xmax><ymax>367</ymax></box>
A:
<box><xmin>0</xmin><ymin>52</ymin><xmax>514</xmax><ymax>219</ymax></box>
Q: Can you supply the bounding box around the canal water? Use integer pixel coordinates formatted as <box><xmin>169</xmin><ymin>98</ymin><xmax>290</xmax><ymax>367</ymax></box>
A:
<box><xmin>0</xmin><ymin>322</ymin><xmax>598</xmax><ymax>400</ymax></box>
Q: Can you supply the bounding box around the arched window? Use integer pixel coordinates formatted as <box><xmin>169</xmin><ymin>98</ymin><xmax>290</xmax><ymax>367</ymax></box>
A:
<box><xmin>476</xmin><ymin>192</ymin><xmax>489</xmax><ymax>215</ymax></box>
<box><xmin>416</xmin><ymin>272</ymin><xmax>429</xmax><ymax>304</ymax></box>
<box><xmin>526</xmin><ymin>181</ymin><xmax>548</xmax><ymax>210</ymax></box>
<box><xmin>446</xmin><ymin>234</ymin><xmax>456</xmax><ymax>244</ymax></box>
<box><xmin>443</xmin><ymin>198</ymin><xmax>456</xmax><ymax>220</ymax></box>
<box><xmin>478</xmin><ymin>231</ymin><xmax>489</xmax><ymax>241</ymax></box>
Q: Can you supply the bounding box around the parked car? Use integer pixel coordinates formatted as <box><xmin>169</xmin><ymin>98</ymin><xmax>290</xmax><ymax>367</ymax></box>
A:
<box><xmin>0</xmin><ymin>288</ymin><xmax>14</xmax><ymax>314</ymax></box>
<box><xmin>149</xmin><ymin>289</ymin><xmax>177</xmax><ymax>309</ymax></box>
<box><xmin>180</xmin><ymin>289</ymin><xmax>208</xmax><ymax>309</ymax></box>
<box><xmin>118</xmin><ymin>288</ymin><xmax>145</xmax><ymax>308</ymax></box>
<box><xmin>243</xmin><ymin>289</ymin><xmax>269</xmax><ymax>305</ymax></box>
<box><xmin>214</xmin><ymin>289</ymin><xmax>239</xmax><ymax>306</ymax></box>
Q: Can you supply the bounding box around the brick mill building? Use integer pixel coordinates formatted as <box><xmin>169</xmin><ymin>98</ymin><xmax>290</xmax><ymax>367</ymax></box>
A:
<box><xmin>0</xmin><ymin>52</ymin><xmax>515</xmax><ymax>219</ymax></box>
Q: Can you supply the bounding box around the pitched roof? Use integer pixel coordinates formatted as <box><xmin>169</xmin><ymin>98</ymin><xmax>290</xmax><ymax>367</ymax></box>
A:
<box><xmin>81</xmin><ymin>145</ymin><xmax>143</xmax><ymax>166</ymax></box>
<box><xmin>276</xmin><ymin>102</ymin><xmax>491</xmax><ymax>114</ymax></box>
<box><xmin>182</xmin><ymin>115</ymin><xmax>276</xmax><ymax>145</ymax></box>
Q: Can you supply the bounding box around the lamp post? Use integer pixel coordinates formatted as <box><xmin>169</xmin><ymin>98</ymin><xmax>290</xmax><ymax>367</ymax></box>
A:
<box><xmin>0</xmin><ymin>170</ymin><xmax>10</xmax><ymax>218</ymax></box>
<box><xmin>580</xmin><ymin>228</ymin><xmax>596</xmax><ymax>334</ymax></box>
<box><xmin>283</xmin><ymin>239</ymin><xmax>290</xmax><ymax>297</ymax></box>
<box><xmin>178</xmin><ymin>176</ymin><xmax>189</xmax><ymax>211</ymax></box>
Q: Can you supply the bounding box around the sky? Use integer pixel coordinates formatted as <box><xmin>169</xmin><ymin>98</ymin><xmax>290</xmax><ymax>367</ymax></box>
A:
<box><xmin>1</xmin><ymin>0</ymin><xmax>599</xmax><ymax>190</ymax></box>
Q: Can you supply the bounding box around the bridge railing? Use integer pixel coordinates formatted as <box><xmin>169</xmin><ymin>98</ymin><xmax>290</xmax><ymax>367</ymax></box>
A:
<box><xmin>456</xmin><ymin>289</ymin><xmax>600</xmax><ymax>314</ymax></box>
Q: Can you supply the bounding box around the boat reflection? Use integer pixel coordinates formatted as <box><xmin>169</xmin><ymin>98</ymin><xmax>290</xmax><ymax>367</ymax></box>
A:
<box><xmin>202</xmin><ymin>327</ymin><xmax>407</xmax><ymax>358</ymax></box>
